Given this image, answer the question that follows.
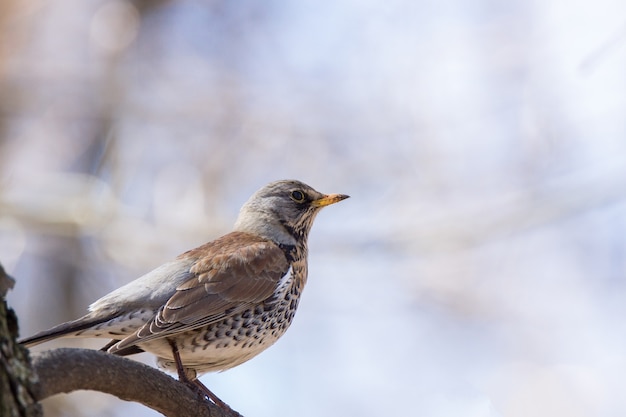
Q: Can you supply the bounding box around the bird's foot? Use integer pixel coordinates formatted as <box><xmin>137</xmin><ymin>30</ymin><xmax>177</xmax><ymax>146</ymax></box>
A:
<box><xmin>183</xmin><ymin>379</ymin><xmax>243</xmax><ymax>417</ymax></box>
<box><xmin>168</xmin><ymin>339</ymin><xmax>243</xmax><ymax>416</ymax></box>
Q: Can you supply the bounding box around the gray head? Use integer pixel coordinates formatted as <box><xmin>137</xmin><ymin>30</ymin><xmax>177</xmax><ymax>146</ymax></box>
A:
<box><xmin>234</xmin><ymin>180</ymin><xmax>349</xmax><ymax>246</ymax></box>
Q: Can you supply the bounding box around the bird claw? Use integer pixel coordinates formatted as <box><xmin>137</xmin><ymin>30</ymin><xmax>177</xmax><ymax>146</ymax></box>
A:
<box><xmin>183</xmin><ymin>379</ymin><xmax>244</xmax><ymax>417</ymax></box>
<box><xmin>170</xmin><ymin>339</ymin><xmax>243</xmax><ymax>417</ymax></box>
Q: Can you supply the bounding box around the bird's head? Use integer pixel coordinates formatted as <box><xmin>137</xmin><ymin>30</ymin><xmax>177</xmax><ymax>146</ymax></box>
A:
<box><xmin>234</xmin><ymin>180</ymin><xmax>349</xmax><ymax>246</ymax></box>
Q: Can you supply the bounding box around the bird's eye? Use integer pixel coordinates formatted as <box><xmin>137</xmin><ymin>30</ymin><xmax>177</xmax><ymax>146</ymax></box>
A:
<box><xmin>290</xmin><ymin>190</ymin><xmax>306</xmax><ymax>202</ymax></box>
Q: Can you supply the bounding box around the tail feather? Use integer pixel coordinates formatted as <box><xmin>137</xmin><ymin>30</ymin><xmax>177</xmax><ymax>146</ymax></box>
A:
<box><xmin>100</xmin><ymin>339</ymin><xmax>145</xmax><ymax>356</ymax></box>
<box><xmin>19</xmin><ymin>313</ymin><xmax>118</xmax><ymax>347</ymax></box>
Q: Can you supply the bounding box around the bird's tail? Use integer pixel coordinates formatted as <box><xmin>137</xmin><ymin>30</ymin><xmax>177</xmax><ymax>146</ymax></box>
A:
<box><xmin>19</xmin><ymin>313</ymin><xmax>117</xmax><ymax>347</ymax></box>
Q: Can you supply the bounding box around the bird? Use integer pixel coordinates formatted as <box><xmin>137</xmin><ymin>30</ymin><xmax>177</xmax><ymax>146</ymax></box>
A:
<box><xmin>20</xmin><ymin>179</ymin><xmax>349</xmax><ymax>414</ymax></box>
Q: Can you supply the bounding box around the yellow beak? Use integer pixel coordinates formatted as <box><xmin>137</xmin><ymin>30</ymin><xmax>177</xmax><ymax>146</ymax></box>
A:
<box><xmin>311</xmin><ymin>193</ymin><xmax>350</xmax><ymax>207</ymax></box>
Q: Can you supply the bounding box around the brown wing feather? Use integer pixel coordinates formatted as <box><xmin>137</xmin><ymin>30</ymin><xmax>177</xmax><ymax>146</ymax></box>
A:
<box><xmin>110</xmin><ymin>232</ymin><xmax>289</xmax><ymax>351</ymax></box>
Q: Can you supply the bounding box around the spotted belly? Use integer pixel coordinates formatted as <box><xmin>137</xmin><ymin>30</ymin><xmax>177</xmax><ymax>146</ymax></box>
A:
<box><xmin>141</xmin><ymin>301</ymin><xmax>298</xmax><ymax>375</ymax></box>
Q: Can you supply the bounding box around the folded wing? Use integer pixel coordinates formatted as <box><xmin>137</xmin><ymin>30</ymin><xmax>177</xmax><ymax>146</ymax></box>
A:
<box><xmin>109</xmin><ymin>232</ymin><xmax>289</xmax><ymax>352</ymax></box>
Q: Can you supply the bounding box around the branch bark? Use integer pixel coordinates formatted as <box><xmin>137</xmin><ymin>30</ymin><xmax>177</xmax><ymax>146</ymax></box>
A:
<box><xmin>0</xmin><ymin>264</ymin><xmax>41</xmax><ymax>417</ymax></box>
<box><xmin>32</xmin><ymin>348</ymin><xmax>230</xmax><ymax>417</ymax></box>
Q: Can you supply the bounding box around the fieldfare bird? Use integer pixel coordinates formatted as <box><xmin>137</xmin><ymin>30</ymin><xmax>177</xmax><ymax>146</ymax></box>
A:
<box><xmin>21</xmin><ymin>179</ymin><xmax>349</xmax><ymax>413</ymax></box>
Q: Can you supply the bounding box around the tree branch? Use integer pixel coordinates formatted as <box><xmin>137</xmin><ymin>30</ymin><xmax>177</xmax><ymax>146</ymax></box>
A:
<box><xmin>32</xmin><ymin>348</ymin><xmax>231</xmax><ymax>417</ymax></box>
<box><xmin>1</xmin><ymin>264</ymin><xmax>41</xmax><ymax>417</ymax></box>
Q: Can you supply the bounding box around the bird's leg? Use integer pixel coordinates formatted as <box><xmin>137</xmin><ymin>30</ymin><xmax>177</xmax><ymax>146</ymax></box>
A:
<box><xmin>167</xmin><ymin>339</ymin><xmax>242</xmax><ymax>417</ymax></box>
<box><xmin>168</xmin><ymin>339</ymin><xmax>194</xmax><ymax>384</ymax></box>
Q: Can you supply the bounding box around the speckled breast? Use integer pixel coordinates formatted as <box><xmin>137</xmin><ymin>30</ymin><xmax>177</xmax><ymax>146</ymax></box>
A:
<box><xmin>143</xmin><ymin>261</ymin><xmax>307</xmax><ymax>375</ymax></box>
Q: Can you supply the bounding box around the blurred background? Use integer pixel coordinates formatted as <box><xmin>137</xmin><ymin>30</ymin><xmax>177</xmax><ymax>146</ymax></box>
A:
<box><xmin>2</xmin><ymin>0</ymin><xmax>626</xmax><ymax>416</ymax></box>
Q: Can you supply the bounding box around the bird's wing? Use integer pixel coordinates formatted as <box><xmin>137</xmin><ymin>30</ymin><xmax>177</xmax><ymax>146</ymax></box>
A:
<box><xmin>110</xmin><ymin>232</ymin><xmax>290</xmax><ymax>352</ymax></box>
